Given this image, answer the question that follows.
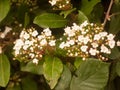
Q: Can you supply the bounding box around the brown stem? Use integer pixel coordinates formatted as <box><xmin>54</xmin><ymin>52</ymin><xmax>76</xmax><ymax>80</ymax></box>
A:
<box><xmin>102</xmin><ymin>0</ymin><xmax>114</xmax><ymax>27</ymax></box>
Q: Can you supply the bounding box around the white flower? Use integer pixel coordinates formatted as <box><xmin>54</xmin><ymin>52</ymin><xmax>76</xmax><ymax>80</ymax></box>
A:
<box><xmin>94</xmin><ymin>34</ymin><xmax>101</xmax><ymax>40</ymax></box>
<box><xmin>99</xmin><ymin>32</ymin><xmax>108</xmax><ymax>37</ymax></box>
<box><xmin>13</xmin><ymin>39</ymin><xmax>24</xmax><ymax>50</ymax></box>
<box><xmin>4</xmin><ymin>26</ymin><xmax>12</xmax><ymax>34</ymax></box>
<box><xmin>49</xmin><ymin>0</ymin><xmax>57</xmax><ymax>6</ymax></box>
<box><xmin>68</xmin><ymin>40</ymin><xmax>75</xmax><ymax>45</ymax></box>
<box><xmin>91</xmin><ymin>42</ymin><xmax>98</xmax><ymax>48</ymax></box>
<box><xmin>33</xmin><ymin>58</ymin><xmax>39</xmax><ymax>64</ymax></box>
<box><xmin>0</xmin><ymin>33</ymin><xmax>5</xmax><ymax>38</ymax></box>
<box><xmin>107</xmin><ymin>34</ymin><xmax>115</xmax><ymax>40</ymax></box>
<box><xmin>43</xmin><ymin>28</ymin><xmax>52</xmax><ymax>36</ymax></box>
<box><xmin>40</xmin><ymin>39</ymin><xmax>47</xmax><ymax>46</ymax></box>
<box><xmin>32</xmin><ymin>30</ymin><xmax>38</xmax><ymax>37</ymax></box>
<box><xmin>0</xmin><ymin>46</ymin><xmax>2</xmax><ymax>54</ymax></box>
<box><xmin>59</xmin><ymin>42</ymin><xmax>65</xmax><ymax>49</ymax></box>
<box><xmin>64</xmin><ymin>27</ymin><xmax>75</xmax><ymax>37</ymax></box>
<box><xmin>72</xmin><ymin>23</ymin><xmax>80</xmax><ymax>31</ymax></box>
<box><xmin>100</xmin><ymin>44</ymin><xmax>111</xmax><ymax>54</ymax></box>
<box><xmin>14</xmin><ymin>50</ymin><xmax>20</xmax><ymax>56</ymax></box>
<box><xmin>49</xmin><ymin>40</ymin><xmax>56</xmax><ymax>46</ymax></box>
<box><xmin>29</xmin><ymin>53</ymin><xmax>35</xmax><ymax>58</ymax></box>
<box><xmin>117</xmin><ymin>41</ymin><xmax>120</xmax><ymax>46</ymax></box>
<box><xmin>25</xmin><ymin>40</ymin><xmax>33</xmax><ymax>46</ymax></box>
<box><xmin>89</xmin><ymin>48</ymin><xmax>98</xmax><ymax>56</ymax></box>
<box><xmin>83</xmin><ymin>36</ymin><xmax>90</xmax><ymax>44</ymax></box>
<box><xmin>23</xmin><ymin>45</ymin><xmax>29</xmax><ymax>50</ymax></box>
<box><xmin>20</xmin><ymin>30</ymin><xmax>26</xmax><ymax>38</ymax></box>
<box><xmin>108</xmin><ymin>40</ymin><xmax>115</xmax><ymax>48</ymax></box>
<box><xmin>37</xmin><ymin>35</ymin><xmax>45</xmax><ymax>40</ymax></box>
<box><xmin>80</xmin><ymin>45</ymin><xmax>88</xmax><ymax>52</ymax></box>
<box><xmin>23</xmin><ymin>32</ymin><xmax>30</xmax><ymax>39</ymax></box>
<box><xmin>78</xmin><ymin>35</ymin><xmax>84</xmax><ymax>42</ymax></box>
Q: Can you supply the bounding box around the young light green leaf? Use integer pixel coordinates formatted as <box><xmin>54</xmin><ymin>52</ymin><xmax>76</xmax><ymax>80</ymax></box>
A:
<box><xmin>33</xmin><ymin>13</ymin><xmax>68</xmax><ymax>28</ymax></box>
<box><xmin>81</xmin><ymin>0</ymin><xmax>100</xmax><ymax>16</ymax></box>
<box><xmin>43</xmin><ymin>56</ymin><xmax>63</xmax><ymax>89</ymax></box>
<box><xmin>78</xmin><ymin>11</ymin><xmax>88</xmax><ymax>24</ymax></box>
<box><xmin>70</xmin><ymin>58</ymin><xmax>110</xmax><ymax>90</ymax></box>
<box><xmin>55</xmin><ymin>65</ymin><xmax>71</xmax><ymax>90</ymax></box>
<box><xmin>21</xmin><ymin>60</ymin><xmax>44</xmax><ymax>75</ymax></box>
<box><xmin>0</xmin><ymin>54</ymin><xmax>10</xmax><ymax>87</ymax></box>
<box><xmin>0</xmin><ymin>0</ymin><xmax>10</xmax><ymax>22</ymax></box>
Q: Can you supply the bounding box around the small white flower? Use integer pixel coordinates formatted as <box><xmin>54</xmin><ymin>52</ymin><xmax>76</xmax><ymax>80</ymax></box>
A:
<box><xmin>108</xmin><ymin>40</ymin><xmax>115</xmax><ymax>48</ymax></box>
<box><xmin>64</xmin><ymin>27</ymin><xmax>75</xmax><ymax>37</ymax></box>
<box><xmin>91</xmin><ymin>42</ymin><xmax>98</xmax><ymax>48</ymax></box>
<box><xmin>13</xmin><ymin>39</ymin><xmax>24</xmax><ymax>50</ymax></box>
<box><xmin>80</xmin><ymin>45</ymin><xmax>88</xmax><ymax>52</ymax></box>
<box><xmin>33</xmin><ymin>58</ymin><xmax>39</xmax><ymax>64</ymax></box>
<box><xmin>0</xmin><ymin>33</ymin><xmax>5</xmax><ymax>38</ymax></box>
<box><xmin>72</xmin><ymin>23</ymin><xmax>80</xmax><ymax>31</ymax></box>
<box><xmin>94</xmin><ymin>34</ymin><xmax>101</xmax><ymax>40</ymax></box>
<box><xmin>23</xmin><ymin>45</ymin><xmax>29</xmax><ymax>50</ymax></box>
<box><xmin>89</xmin><ymin>48</ymin><xmax>98</xmax><ymax>56</ymax></box>
<box><xmin>49</xmin><ymin>0</ymin><xmax>56</xmax><ymax>6</ymax></box>
<box><xmin>49</xmin><ymin>40</ymin><xmax>56</xmax><ymax>46</ymax></box>
<box><xmin>68</xmin><ymin>40</ymin><xmax>75</xmax><ymax>45</ymax></box>
<box><xmin>4</xmin><ymin>26</ymin><xmax>12</xmax><ymax>34</ymax></box>
<box><xmin>43</xmin><ymin>28</ymin><xmax>52</xmax><ymax>36</ymax></box>
<box><xmin>40</xmin><ymin>39</ymin><xmax>47</xmax><ymax>46</ymax></box>
<box><xmin>117</xmin><ymin>41</ymin><xmax>120</xmax><ymax>46</ymax></box>
<box><xmin>23</xmin><ymin>32</ymin><xmax>30</xmax><ymax>39</ymax></box>
<box><xmin>37</xmin><ymin>35</ymin><xmax>45</xmax><ymax>40</ymax></box>
<box><xmin>59</xmin><ymin>42</ymin><xmax>65</xmax><ymax>49</ymax></box>
<box><xmin>100</xmin><ymin>44</ymin><xmax>111</xmax><ymax>54</ymax></box>
<box><xmin>32</xmin><ymin>30</ymin><xmax>38</xmax><ymax>37</ymax></box>
<box><xmin>99</xmin><ymin>32</ymin><xmax>108</xmax><ymax>37</ymax></box>
<box><xmin>29</xmin><ymin>53</ymin><xmax>35</xmax><ymax>58</ymax></box>
<box><xmin>78</xmin><ymin>35</ymin><xmax>84</xmax><ymax>42</ymax></box>
<box><xmin>107</xmin><ymin>34</ymin><xmax>115</xmax><ymax>40</ymax></box>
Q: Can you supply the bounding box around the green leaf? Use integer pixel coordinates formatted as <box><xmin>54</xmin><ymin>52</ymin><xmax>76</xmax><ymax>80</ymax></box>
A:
<box><xmin>70</xmin><ymin>58</ymin><xmax>110</xmax><ymax>90</ymax></box>
<box><xmin>24</xmin><ymin>12</ymin><xmax>30</xmax><ymax>27</ymax></box>
<box><xmin>21</xmin><ymin>77</ymin><xmax>38</xmax><ymax>90</ymax></box>
<box><xmin>81</xmin><ymin>0</ymin><xmax>100</xmax><ymax>16</ymax></box>
<box><xmin>43</xmin><ymin>56</ymin><xmax>63</xmax><ymax>89</ymax></box>
<box><xmin>0</xmin><ymin>54</ymin><xmax>10</xmax><ymax>87</ymax></box>
<box><xmin>33</xmin><ymin>13</ymin><xmax>68</xmax><ymax>28</ymax></box>
<box><xmin>116</xmin><ymin>61</ymin><xmax>120</xmax><ymax>76</ymax></box>
<box><xmin>78</xmin><ymin>10</ymin><xmax>88</xmax><ymax>24</ymax></box>
<box><xmin>55</xmin><ymin>65</ymin><xmax>71</xmax><ymax>90</ymax></box>
<box><xmin>60</xmin><ymin>8</ymin><xmax>76</xmax><ymax>18</ymax></box>
<box><xmin>21</xmin><ymin>60</ymin><xmax>43</xmax><ymax>75</ymax></box>
<box><xmin>6</xmin><ymin>85</ymin><xmax>21</xmax><ymax>90</ymax></box>
<box><xmin>74</xmin><ymin>57</ymin><xmax>83</xmax><ymax>69</ymax></box>
<box><xmin>0</xmin><ymin>0</ymin><xmax>10</xmax><ymax>22</ymax></box>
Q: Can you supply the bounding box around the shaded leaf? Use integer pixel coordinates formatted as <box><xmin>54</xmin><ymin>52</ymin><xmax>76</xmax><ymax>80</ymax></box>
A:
<box><xmin>0</xmin><ymin>0</ymin><xmax>10</xmax><ymax>22</ymax></box>
<box><xmin>34</xmin><ymin>13</ymin><xmax>68</xmax><ymax>28</ymax></box>
<box><xmin>21</xmin><ymin>60</ymin><xmax>43</xmax><ymax>75</ymax></box>
<box><xmin>78</xmin><ymin>10</ymin><xmax>88</xmax><ymax>24</ymax></box>
<box><xmin>70</xmin><ymin>58</ymin><xmax>110</xmax><ymax>90</ymax></box>
<box><xmin>81</xmin><ymin>0</ymin><xmax>100</xmax><ymax>16</ymax></box>
<box><xmin>6</xmin><ymin>84</ymin><xmax>21</xmax><ymax>90</ymax></box>
<box><xmin>74</xmin><ymin>57</ymin><xmax>83</xmax><ymax>69</ymax></box>
<box><xmin>0</xmin><ymin>54</ymin><xmax>10</xmax><ymax>87</ymax></box>
<box><xmin>116</xmin><ymin>61</ymin><xmax>120</xmax><ymax>76</ymax></box>
<box><xmin>43</xmin><ymin>56</ymin><xmax>63</xmax><ymax>89</ymax></box>
<box><xmin>55</xmin><ymin>65</ymin><xmax>71</xmax><ymax>90</ymax></box>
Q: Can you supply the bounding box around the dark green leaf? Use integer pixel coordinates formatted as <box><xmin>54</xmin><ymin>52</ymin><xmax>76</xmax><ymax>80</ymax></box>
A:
<box><xmin>0</xmin><ymin>0</ymin><xmax>10</xmax><ymax>22</ymax></box>
<box><xmin>81</xmin><ymin>0</ymin><xmax>100</xmax><ymax>16</ymax></box>
<box><xmin>21</xmin><ymin>60</ymin><xmax>43</xmax><ymax>75</ymax></box>
<box><xmin>74</xmin><ymin>57</ymin><xmax>83</xmax><ymax>69</ymax></box>
<box><xmin>33</xmin><ymin>13</ymin><xmax>68</xmax><ymax>28</ymax></box>
<box><xmin>0</xmin><ymin>54</ymin><xmax>10</xmax><ymax>87</ymax></box>
<box><xmin>70</xmin><ymin>58</ymin><xmax>110</xmax><ymax>90</ymax></box>
<box><xmin>21</xmin><ymin>77</ymin><xmax>38</xmax><ymax>90</ymax></box>
<box><xmin>78</xmin><ymin>10</ymin><xmax>88</xmax><ymax>24</ymax></box>
<box><xmin>55</xmin><ymin>65</ymin><xmax>71</xmax><ymax>90</ymax></box>
<box><xmin>116</xmin><ymin>61</ymin><xmax>120</xmax><ymax>76</ymax></box>
<box><xmin>43</xmin><ymin>56</ymin><xmax>63</xmax><ymax>89</ymax></box>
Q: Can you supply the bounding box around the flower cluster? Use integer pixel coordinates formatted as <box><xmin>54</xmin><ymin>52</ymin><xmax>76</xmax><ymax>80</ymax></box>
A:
<box><xmin>13</xmin><ymin>28</ymin><xmax>56</xmax><ymax>64</ymax></box>
<box><xmin>59</xmin><ymin>21</ymin><xmax>117</xmax><ymax>60</ymax></box>
<box><xmin>49</xmin><ymin>0</ymin><xmax>72</xmax><ymax>10</ymax></box>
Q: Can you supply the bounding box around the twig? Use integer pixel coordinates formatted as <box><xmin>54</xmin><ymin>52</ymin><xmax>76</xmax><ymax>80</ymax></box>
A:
<box><xmin>102</xmin><ymin>0</ymin><xmax>114</xmax><ymax>27</ymax></box>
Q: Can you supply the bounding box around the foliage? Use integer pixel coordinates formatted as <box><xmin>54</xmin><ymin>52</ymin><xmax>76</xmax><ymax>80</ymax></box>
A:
<box><xmin>0</xmin><ymin>0</ymin><xmax>120</xmax><ymax>90</ymax></box>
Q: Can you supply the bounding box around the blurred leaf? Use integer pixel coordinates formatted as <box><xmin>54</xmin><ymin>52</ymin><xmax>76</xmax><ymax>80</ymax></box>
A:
<box><xmin>33</xmin><ymin>13</ymin><xmax>68</xmax><ymax>28</ymax></box>
<box><xmin>24</xmin><ymin>12</ymin><xmax>30</xmax><ymax>27</ymax></box>
<box><xmin>43</xmin><ymin>56</ymin><xmax>63</xmax><ymax>89</ymax></box>
<box><xmin>116</xmin><ymin>61</ymin><xmax>120</xmax><ymax>76</ymax></box>
<box><xmin>81</xmin><ymin>0</ymin><xmax>100</xmax><ymax>16</ymax></box>
<box><xmin>6</xmin><ymin>84</ymin><xmax>21</xmax><ymax>90</ymax></box>
<box><xmin>74</xmin><ymin>57</ymin><xmax>83</xmax><ymax>69</ymax></box>
<box><xmin>0</xmin><ymin>0</ymin><xmax>10</xmax><ymax>22</ymax></box>
<box><xmin>21</xmin><ymin>60</ymin><xmax>43</xmax><ymax>75</ymax></box>
<box><xmin>60</xmin><ymin>8</ymin><xmax>76</xmax><ymax>18</ymax></box>
<box><xmin>78</xmin><ymin>10</ymin><xmax>88</xmax><ymax>24</ymax></box>
<box><xmin>21</xmin><ymin>77</ymin><xmax>38</xmax><ymax>90</ymax></box>
<box><xmin>55</xmin><ymin>65</ymin><xmax>71</xmax><ymax>90</ymax></box>
<box><xmin>0</xmin><ymin>54</ymin><xmax>10</xmax><ymax>87</ymax></box>
<box><xmin>70</xmin><ymin>58</ymin><xmax>110</xmax><ymax>90</ymax></box>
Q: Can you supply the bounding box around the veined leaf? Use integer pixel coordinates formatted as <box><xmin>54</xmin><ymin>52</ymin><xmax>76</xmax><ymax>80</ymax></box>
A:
<box><xmin>70</xmin><ymin>58</ymin><xmax>110</xmax><ymax>90</ymax></box>
<box><xmin>33</xmin><ymin>13</ymin><xmax>68</xmax><ymax>28</ymax></box>
<box><xmin>0</xmin><ymin>54</ymin><xmax>10</xmax><ymax>87</ymax></box>
<box><xmin>78</xmin><ymin>11</ymin><xmax>88</xmax><ymax>24</ymax></box>
<box><xmin>81</xmin><ymin>0</ymin><xmax>100</xmax><ymax>16</ymax></box>
<box><xmin>55</xmin><ymin>65</ymin><xmax>71</xmax><ymax>90</ymax></box>
<box><xmin>43</xmin><ymin>56</ymin><xmax>63</xmax><ymax>89</ymax></box>
<box><xmin>0</xmin><ymin>0</ymin><xmax>10</xmax><ymax>22</ymax></box>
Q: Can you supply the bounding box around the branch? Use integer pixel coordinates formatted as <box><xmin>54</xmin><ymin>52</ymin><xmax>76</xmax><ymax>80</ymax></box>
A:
<box><xmin>102</xmin><ymin>0</ymin><xmax>114</xmax><ymax>27</ymax></box>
